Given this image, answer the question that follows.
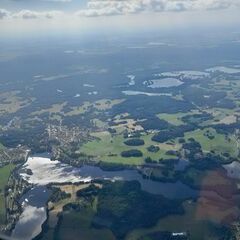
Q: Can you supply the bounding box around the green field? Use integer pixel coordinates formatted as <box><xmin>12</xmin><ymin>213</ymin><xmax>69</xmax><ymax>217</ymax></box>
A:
<box><xmin>157</xmin><ymin>110</ymin><xmax>200</xmax><ymax>126</ymax></box>
<box><xmin>80</xmin><ymin>132</ymin><xmax>180</xmax><ymax>165</ymax></box>
<box><xmin>0</xmin><ymin>164</ymin><xmax>14</xmax><ymax>224</ymax></box>
<box><xmin>0</xmin><ymin>90</ymin><xmax>32</xmax><ymax>115</ymax></box>
<box><xmin>184</xmin><ymin>128</ymin><xmax>238</xmax><ymax>158</ymax></box>
<box><xmin>0</xmin><ymin>143</ymin><xmax>4</xmax><ymax>150</ymax></box>
<box><xmin>157</xmin><ymin>112</ymin><xmax>186</xmax><ymax>126</ymax></box>
<box><xmin>201</xmin><ymin>108</ymin><xmax>238</xmax><ymax>126</ymax></box>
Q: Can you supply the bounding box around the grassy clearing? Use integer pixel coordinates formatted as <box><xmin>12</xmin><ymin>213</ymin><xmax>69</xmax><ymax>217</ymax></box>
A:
<box><xmin>80</xmin><ymin>132</ymin><xmax>180</xmax><ymax>165</ymax></box>
<box><xmin>0</xmin><ymin>91</ymin><xmax>33</xmax><ymax>115</ymax></box>
<box><xmin>157</xmin><ymin>113</ymin><xmax>185</xmax><ymax>126</ymax></box>
<box><xmin>30</xmin><ymin>98</ymin><xmax>125</xmax><ymax>119</ymax></box>
<box><xmin>216</xmin><ymin>115</ymin><xmax>237</xmax><ymax>125</ymax></box>
<box><xmin>93</xmin><ymin>99</ymin><xmax>125</xmax><ymax>110</ymax></box>
<box><xmin>92</xmin><ymin>118</ymin><xmax>108</xmax><ymax>129</ymax></box>
<box><xmin>202</xmin><ymin>108</ymin><xmax>238</xmax><ymax>126</ymax></box>
<box><xmin>112</xmin><ymin>118</ymin><xmax>144</xmax><ymax>133</ymax></box>
<box><xmin>64</xmin><ymin>99</ymin><xmax>125</xmax><ymax>117</ymax></box>
<box><xmin>157</xmin><ymin>110</ymin><xmax>200</xmax><ymax>126</ymax></box>
<box><xmin>0</xmin><ymin>164</ymin><xmax>15</xmax><ymax>224</ymax></box>
<box><xmin>65</xmin><ymin>102</ymin><xmax>92</xmax><ymax>116</ymax></box>
<box><xmin>209</xmin><ymin>77</ymin><xmax>240</xmax><ymax>96</ymax></box>
<box><xmin>184</xmin><ymin>128</ymin><xmax>238</xmax><ymax>157</ymax></box>
<box><xmin>31</xmin><ymin>102</ymin><xmax>67</xmax><ymax>116</ymax></box>
<box><xmin>81</xmin><ymin>132</ymin><xmax>143</xmax><ymax>165</ymax></box>
<box><xmin>0</xmin><ymin>143</ymin><xmax>4</xmax><ymax>150</ymax></box>
<box><xmin>44</xmin><ymin>184</ymin><xmax>91</xmax><ymax>239</ymax></box>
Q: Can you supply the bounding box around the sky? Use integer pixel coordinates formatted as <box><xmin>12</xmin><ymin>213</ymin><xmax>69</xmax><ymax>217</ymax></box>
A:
<box><xmin>0</xmin><ymin>0</ymin><xmax>240</xmax><ymax>36</ymax></box>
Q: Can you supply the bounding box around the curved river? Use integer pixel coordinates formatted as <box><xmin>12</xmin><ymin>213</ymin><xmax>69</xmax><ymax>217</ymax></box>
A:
<box><xmin>12</xmin><ymin>154</ymin><xmax>198</xmax><ymax>240</ymax></box>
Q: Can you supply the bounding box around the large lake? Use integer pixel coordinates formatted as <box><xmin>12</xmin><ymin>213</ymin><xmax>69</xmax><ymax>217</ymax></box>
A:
<box><xmin>12</xmin><ymin>155</ymin><xmax>198</xmax><ymax>240</ymax></box>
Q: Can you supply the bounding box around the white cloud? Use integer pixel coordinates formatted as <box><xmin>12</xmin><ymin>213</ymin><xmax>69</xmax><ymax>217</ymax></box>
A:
<box><xmin>76</xmin><ymin>0</ymin><xmax>240</xmax><ymax>17</ymax></box>
<box><xmin>0</xmin><ymin>9</ymin><xmax>10</xmax><ymax>19</ymax></box>
<box><xmin>44</xmin><ymin>10</ymin><xmax>64</xmax><ymax>19</ymax></box>
<box><xmin>0</xmin><ymin>0</ymin><xmax>240</xmax><ymax>21</ymax></box>
<box><xmin>13</xmin><ymin>10</ymin><xmax>38</xmax><ymax>19</ymax></box>
<box><xmin>12</xmin><ymin>9</ymin><xmax>64</xmax><ymax>19</ymax></box>
<box><xmin>43</xmin><ymin>0</ymin><xmax>72</xmax><ymax>2</ymax></box>
<box><xmin>42</xmin><ymin>0</ymin><xmax>72</xmax><ymax>3</ymax></box>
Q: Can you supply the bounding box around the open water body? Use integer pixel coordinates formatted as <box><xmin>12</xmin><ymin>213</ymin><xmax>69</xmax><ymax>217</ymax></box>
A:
<box><xmin>12</xmin><ymin>155</ymin><xmax>198</xmax><ymax>240</ymax></box>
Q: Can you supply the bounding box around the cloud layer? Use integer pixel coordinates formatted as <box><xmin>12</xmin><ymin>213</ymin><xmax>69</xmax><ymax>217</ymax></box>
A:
<box><xmin>0</xmin><ymin>0</ymin><xmax>240</xmax><ymax>20</ymax></box>
<box><xmin>77</xmin><ymin>0</ymin><xmax>240</xmax><ymax>17</ymax></box>
<box><xmin>13</xmin><ymin>9</ymin><xmax>63</xmax><ymax>19</ymax></box>
<box><xmin>0</xmin><ymin>8</ymin><xmax>64</xmax><ymax>19</ymax></box>
<box><xmin>0</xmin><ymin>9</ymin><xmax>10</xmax><ymax>19</ymax></box>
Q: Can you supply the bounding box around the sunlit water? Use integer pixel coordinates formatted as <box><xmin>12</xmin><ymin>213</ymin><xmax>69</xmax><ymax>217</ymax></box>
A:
<box><xmin>12</xmin><ymin>154</ymin><xmax>198</xmax><ymax>240</ymax></box>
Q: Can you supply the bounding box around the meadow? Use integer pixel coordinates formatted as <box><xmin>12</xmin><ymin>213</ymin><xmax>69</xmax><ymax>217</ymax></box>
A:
<box><xmin>184</xmin><ymin>128</ymin><xmax>238</xmax><ymax>158</ymax></box>
<box><xmin>80</xmin><ymin>131</ymin><xmax>180</xmax><ymax>165</ymax></box>
<box><xmin>0</xmin><ymin>164</ymin><xmax>14</xmax><ymax>224</ymax></box>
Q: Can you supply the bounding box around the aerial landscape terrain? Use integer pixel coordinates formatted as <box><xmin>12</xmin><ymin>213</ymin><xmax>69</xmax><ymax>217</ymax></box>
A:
<box><xmin>1</xmin><ymin>0</ymin><xmax>240</xmax><ymax>240</ymax></box>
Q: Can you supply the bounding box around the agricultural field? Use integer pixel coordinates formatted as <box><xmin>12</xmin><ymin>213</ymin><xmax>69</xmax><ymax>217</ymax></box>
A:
<box><xmin>92</xmin><ymin>118</ymin><xmax>108</xmax><ymax>129</ymax></box>
<box><xmin>184</xmin><ymin>128</ymin><xmax>238</xmax><ymax>158</ymax></box>
<box><xmin>0</xmin><ymin>164</ymin><xmax>15</xmax><ymax>224</ymax></box>
<box><xmin>64</xmin><ymin>101</ymin><xmax>92</xmax><ymax>116</ymax></box>
<box><xmin>0</xmin><ymin>143</ymin><xmax>4</xmax><ymax>150</ymax></box>
<box><xmin>157</xmin><ymin>110</ymin><xmax>200</xmax><ymax>126</ymax></box>
<box><xmin>112</xmin><ymin>118</ymin><xmax>144</xmax><ymax>133</ymax></box>
<box><xmin>202</xmin><ymin>108</ymin><xmax>239</xmax><ymax>126</ymax></box>
<box><xmin>0</xmin><ymin>91</ymin><xmax>33</xmax><ymax>115</ymax></box>
<box><xmin>31</xmin><ymin>102</ymin><xmax>67</xmax><ymax>116</ymax></box>
<box><xmin>30</xmin><ymin>99</ymin><xmax>125</xmax><ymax>118</ymax></box>
<box><xmin>80</xmin><ymin>131</ymin><xmax>180</xmax><ymax>165</ymax></box>
<box><xmin>92</xmin><ymin>99</ymin><xmax>125</xmax><ymax>111</ymax></box>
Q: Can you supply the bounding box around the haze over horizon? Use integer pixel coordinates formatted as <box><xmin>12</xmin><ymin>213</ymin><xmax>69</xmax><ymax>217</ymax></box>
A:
<box><xmin>1</xmin><ymin>1</ymin><xmax>240</xmax><ymax>240</ymax></box>
<box><xmin>0</xmin><ymin>0</ymin><xmax>240</xmax><ymax>36</ymax></box>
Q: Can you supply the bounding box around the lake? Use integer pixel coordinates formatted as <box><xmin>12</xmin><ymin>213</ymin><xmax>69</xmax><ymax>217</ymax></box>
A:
<box><xmin>11</xmin><ymin>186</ymin><xmax>51</xmax><ymax>240</ymax></box>
<box><xmin>145</xmin><ymin>78</ymin><xmax>183</xmax><ymax>88</ymax></box>
<box><xmin>12</xmin><ymin>155</ymin><xmax>198</xmax><ymax>240</ymax></box>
